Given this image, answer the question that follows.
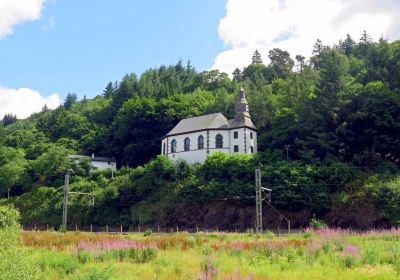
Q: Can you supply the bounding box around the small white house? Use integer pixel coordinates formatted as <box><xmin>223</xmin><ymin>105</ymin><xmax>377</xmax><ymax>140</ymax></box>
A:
<box><xmin>161</xmin><ymin>87</ymin><xmax>257</xmax><ymax>164</ymax></box>
<box><xmin>68</xmin><ymin>154</ymin><xmax>117</xmax><ymax>171</ymax></box>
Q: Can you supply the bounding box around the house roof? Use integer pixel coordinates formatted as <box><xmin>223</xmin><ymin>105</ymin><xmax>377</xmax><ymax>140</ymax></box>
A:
<box><xmin>165</xmin><ymin>113</ymin><xmax>229</xmax><ymax>137</ymax></box>
<box><xmin>68</xmin><ymin>155</ymin><xmax>116</xmax><ymax>163</ymax></box>
<box><xmin>92</xmin><ymin>157</ymin><xmax>116</xmax><ymax>162</ymax></box>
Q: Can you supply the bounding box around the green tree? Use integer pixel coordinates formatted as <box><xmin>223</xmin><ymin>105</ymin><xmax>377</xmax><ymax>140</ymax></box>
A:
<box><xmin>63</xmin><ymin>93</ymin><xmax>78</xmax><ymax>110</ymax></box>
<box><xmin>2</xmin><ymin>114</ymin><xmax>17</xmax><ymax>126</ymax></box>
<box><xmin>103</xmin><ymin>81</ymin><xmax>115</xmax><ymax>98</ymax></box>
<box><xmin>232</xmin><ymin>68</ymin><xmax>242</xmax><ymax>82</ymax></box>
<box><xmin>339</xmin><ymin>34</ymin><xmax>356</xmax><ymax>56</ymax></box>
<box><xmin>268</xmin><ymin>48</ymin><xmax>294</xmax><ymax>79</ymax></box>
<box><xmin>30</xmin><ymin>145</ymin><xmax>74</xmax><ymax>185</ymax></box>
<box><xmin>252</xmin><ymin>50</ymin><xmax>263</xmax><ymax>64</ymax></box>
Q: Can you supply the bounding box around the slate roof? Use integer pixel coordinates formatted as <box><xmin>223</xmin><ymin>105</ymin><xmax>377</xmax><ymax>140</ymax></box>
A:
<box><xmin>164</xmin><ymin>112</ymin><xmax>256</xmax><ymax>138</ymax></box>
<box><xmin>68</xmin><ymin>155</ymin><xmax>116</xmax><ymax>162</ymax></box>
<box><xmin>228</xmin><ymin>116</ymin><xmax>256</xmax><ymax>129</ymax></box>
<box><xmin>165</xmin><ymin>113</ymin><xmax>229</xmax><ymax>137</ymax></box>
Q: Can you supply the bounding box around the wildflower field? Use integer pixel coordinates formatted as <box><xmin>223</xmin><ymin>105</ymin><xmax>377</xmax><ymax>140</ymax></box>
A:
<box><xmin>20</xmin><ymin>228</ymin><xmax>400</xmax><ymax>280</ymax></box>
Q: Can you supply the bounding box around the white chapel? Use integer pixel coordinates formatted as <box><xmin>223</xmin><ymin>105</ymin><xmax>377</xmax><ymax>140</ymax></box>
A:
<box><xmin>160</xmin><ymin>87</ymin><xmax>257</xmax><ymax>164</ymax></box>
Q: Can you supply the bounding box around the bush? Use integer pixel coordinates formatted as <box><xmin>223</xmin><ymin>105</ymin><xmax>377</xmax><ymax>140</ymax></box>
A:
<box><xmin>76</xmin><ymin>266</ymin><xmax>115</xmax><ymax>280</ymax></box>
<box><xmin>309</xmin><ymin>215</ymin><xmax>327</xmax><ymax>229</ymax></box>
<box><xmin>37</xmin><ymin>251</ymin><xmax>79</xmax><ymax>275</ymax></box>
<box><xmin>0</xmin><ymin>205</ymin><xmax>41</xmax><ymax>280</ymax></box>
<box><xmin>89</xmin><ymin>247</ymin><xmax>157</xmax><ymax>263</ymax></box>
<box><xmin>340</xmin><ymin>255</ymin><xmax>356</xmax><ymax>268</ymax></box>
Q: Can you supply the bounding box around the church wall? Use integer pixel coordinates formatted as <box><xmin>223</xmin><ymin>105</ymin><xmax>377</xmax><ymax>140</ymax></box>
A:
<box><xmin>230</xmin><ymin>128</ymin><xmax>245</xmax><ymax>153</ymax></box>
<box><xmin>164</xmin><ymin>131</ymin><xmax>209</xmax><ymax>164</ymax></box>
<box><xmin>162</xmin><ymin>129</ymin><xmax>232</xmax><ymax>164</ymax></box>
<box><xmin>208</xmin><ymin>130</ymin><xmax>230</xmax><ymax>150</ymax></box>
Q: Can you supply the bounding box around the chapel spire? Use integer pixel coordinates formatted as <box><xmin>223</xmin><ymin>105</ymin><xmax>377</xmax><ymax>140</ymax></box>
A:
<box><xmin>235</xmin><ymin>87</ymin><xmax>250</xmax><ymax>120</ymax></box>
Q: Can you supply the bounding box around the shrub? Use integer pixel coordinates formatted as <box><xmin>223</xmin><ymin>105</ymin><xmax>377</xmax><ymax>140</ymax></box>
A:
<box><xmin>263</xmin><ymin>230</ymin><xmax>276</xmax><ymax>238</ymax></box>
<box><xmin>0</xmin><ymin>205</ymin><xmax>41</xmax><ymax>280</ymax></box>
<box><xmin>77</xmin><ymin>250</ymin><xmax>92</xmax><ymax>264</ymax></box>
<box><xmin>341</xmin><ymin>255</ymin><xmax>356</xmax><ymax>268</ymax></box>
<box><xmin>76</xmin><ymin>266</ymin><xmax>115</xmax><ymax>280</ymax></box>
<box><xmin>88</xmin><ymin>247</ymin><xmax>157</xmax><ymax>263</ymax></box>
<box><xmin>37</xmin><ymin>251</ymin><xmax>79</xmax><ymax>275</ymax></box>
<box><xmin>144</xmin><ymin>229</ymin><xmax>152</xmax><ymax>237</ymax></box>
<box><xmin>309</xmin><ymin>215</ymin><xmax>327</xmax><ymax>229</ymax></box>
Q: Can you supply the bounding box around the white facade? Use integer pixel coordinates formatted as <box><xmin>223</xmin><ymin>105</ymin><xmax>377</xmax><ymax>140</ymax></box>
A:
<box><xmin>161</xmin><ymin>127</ymin><xmax>257</xmax><ymax>164</ymax></box>
<box><xmin>68</xmin><ymin>154</ymin><xmax>117</xmax><ymax>171</ymax></box>
<box><xmin>91</xmin><ymin>160</ymin><xmax>117</xmax><ymax>171</ymax></box>
<box><xmin>161</xmin><ymin>88</ymin><xmax>257</xmax><ymax>164</ymax></box>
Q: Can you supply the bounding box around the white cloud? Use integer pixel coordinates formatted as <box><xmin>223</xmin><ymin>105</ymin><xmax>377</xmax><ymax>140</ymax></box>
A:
<box><xmin>0</xmin><ymin>0</ymin><xmax>46</xmax><ymax>39</ymax></box>
<box><xmin>0</xmin><ymin>87</ymin><xmax>60</xmax><ymax>119</ymax></box>
<box><xmin>212</xmin><ymin>0</ymin><xmax>400</xmax><ymax>75</ymax></box>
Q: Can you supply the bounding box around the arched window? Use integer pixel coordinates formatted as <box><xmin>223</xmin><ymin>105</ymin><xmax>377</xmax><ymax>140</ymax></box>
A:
<box><xmin>215</xmin><ymin>134</ymin><xmax>223</xmax><ymax>148</ymax></box>
<box><xmin>171</xmin><ymin>139</ymin><xmax>177</xmax><ymax>153</ymax></box>
<box><xmin>198</xmin><ymin>135</ymin><xmax>204</xmax><ymax>149</ymax></box>
<box><xmin>184</xmin><ymin>137</ymin><xmax>190</xmax><ymax>151</ymax></box>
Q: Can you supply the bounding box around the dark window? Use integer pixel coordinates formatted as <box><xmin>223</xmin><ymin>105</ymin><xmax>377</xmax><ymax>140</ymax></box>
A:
<box><xmin>234</xmin><ymin>145</ymin><xmax>239</xmax><ymax>152</ymax></box>
<box><xmin>234</xmin><ymin>131</ymin><xmax>238</xmax><ymax>139</ymax></box>
<box><xmin>171</xmin><ymin>139</ymin><xmax>177</xmax><ymax>153</ymax></box>
<box><xmin>215</xmin><ymin>134</ymin><xmax>223</xmax><ymax>148</ymax></box>
<box><xmin>184</xmin><ymin>137</ymin><xmax>190</xmax><ymax>151</ymax></box>
<box><xmin>250</xmin><ymin>132</ymin><xmax>253</xmax><ymax>139</ymax></box>
<box><xmin>198</xmin><ymin>135</ymin><xmax>204</xmax><ymax>149</ymax></box>
<box><xmin>250</xmin><ymin>146</ymin><xmax>254</xmax><ymax>153</ymax></box>
<box><xmin>163</xmin><ymin>143</ymin><xmax>166</xmax><ymax>155</ymax></box>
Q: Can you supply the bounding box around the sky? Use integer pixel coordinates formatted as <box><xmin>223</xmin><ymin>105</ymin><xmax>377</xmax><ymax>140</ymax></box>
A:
<box><xmin>0</xmin><ymin>0</ymin><xmax>399</xmax><ymax>119</ymax></box>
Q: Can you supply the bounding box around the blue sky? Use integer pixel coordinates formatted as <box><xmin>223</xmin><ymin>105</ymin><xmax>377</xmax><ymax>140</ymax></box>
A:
<box><xmin>0</xmin><ymin>0</ymin><xmax>226</xmax><ymax>101</ymax></box>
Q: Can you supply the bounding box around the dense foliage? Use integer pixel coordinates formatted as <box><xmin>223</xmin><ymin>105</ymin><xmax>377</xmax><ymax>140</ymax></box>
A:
<box><xmin>0</xmin><ymin>34</ymin><xmax>399</xmax><ymax>229</ymax></box>
<box><xmin>0</xmin><ymin>205</ymin><xmax>41</xmax><ymax>279</ymax></box>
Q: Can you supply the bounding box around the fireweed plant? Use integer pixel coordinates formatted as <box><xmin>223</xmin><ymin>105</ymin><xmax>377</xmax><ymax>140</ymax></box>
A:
<box><xmin>17</xmin><ymin>228</ymin><xmax>400</xmax><ymax>279</ymax></box>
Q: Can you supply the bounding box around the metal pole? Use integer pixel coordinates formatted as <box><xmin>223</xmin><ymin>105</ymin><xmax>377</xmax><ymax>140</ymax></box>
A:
<box><xmin>62</xmin><ymin>172</ymin><xmax>70</xmax><ymax>231</ymax></box>
<box><xmin>255</xmin><ymin>163</ymin><xmax>263</xmax><ymax>234</ymax></box>
<box><xmin>7</xmin><ymin>188</ymin><xmax>10</xmax><ymax>199</ymax></box>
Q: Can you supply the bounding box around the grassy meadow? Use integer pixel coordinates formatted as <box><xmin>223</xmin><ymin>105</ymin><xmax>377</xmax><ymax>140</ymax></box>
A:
<box><xmin>19</xmin><ymin>229</ymin><xmax>400</xmax><ymax>280</ymax></box>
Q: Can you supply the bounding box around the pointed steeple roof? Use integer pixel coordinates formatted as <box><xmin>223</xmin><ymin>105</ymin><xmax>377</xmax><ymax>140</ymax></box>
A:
<box><xmin>235</xmin><ymin>87</ymin><xmax>250</xmax><ymax>119</ymax></box>
<box><xmin>230</xmin><ymin>87</ymin><xmax>256</xmax><ymax>129</ymax></box>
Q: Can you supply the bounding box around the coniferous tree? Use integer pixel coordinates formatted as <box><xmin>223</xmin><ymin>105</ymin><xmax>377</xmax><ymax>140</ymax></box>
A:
<box><xmin>251</xmin><ymin>50</ymin><xmax>263</xmax><ymax>64</ymax></box>
<box><xmin>311</xmin><ymin>39</ymin><xmax>326</xmax><ymax>69</ymax></box>
<box><xmin>312</xmin><ymin>39</ymin><xmax>324</xmax><ymax>56</ymax></box>
<box><xmin>232</xmin><ymin>68</ymin><xmax>242</xmax><ymax>82</ymax></box>
<box><xmin>340</xmin><ymin>34</ymin><xmax>356</xmax><ymax>56</ymax></box>
<box><xmin>360</xmin><ymin>30</ymin><xmax>372</xmax><ymax>45</ymax></box>
<box><xmin>295</xmin><ymin>55</ymin><xmax>306</xmax><ymax>73</ymax></box>
<box><xmin>103</xmin><ymin>82</ymin><xmax>114</xmax><ymax>98</ymax></box>
<box><xmin>1</xmin><ymin>114</ymin><xmax>17</xmax><ymax>126</ymax></box>
<box><xmin>41</xmin><ymin>105</ymin><xmax>49</xmax><ymax>113</ymax></box>
<box><xmin>63</xmin><ymin>93</ymin><xmax>78</xmax><ymax>110</ymax></box>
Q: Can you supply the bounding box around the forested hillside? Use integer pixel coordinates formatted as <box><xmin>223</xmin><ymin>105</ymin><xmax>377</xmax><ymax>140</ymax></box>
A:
<box><xmin>1</xmin><ymin>33</ymin><xmax>399</xmax><ymax>229</ymax></box>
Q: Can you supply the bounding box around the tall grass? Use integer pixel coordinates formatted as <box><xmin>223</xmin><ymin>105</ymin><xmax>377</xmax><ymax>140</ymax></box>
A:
<box><xmin>19</xmin><ymin>229</ymin><xmax>400</xmax><ymax>279</ymax></box>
